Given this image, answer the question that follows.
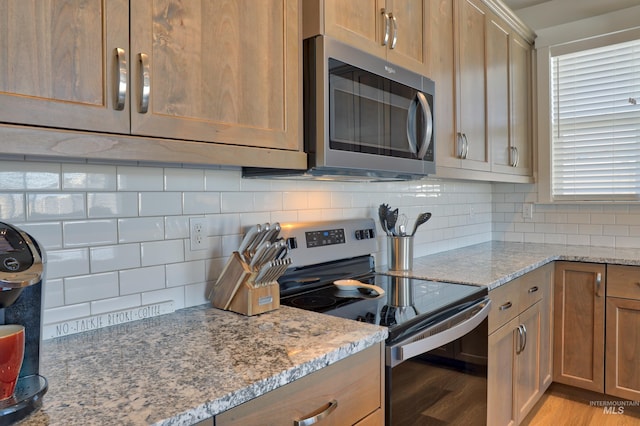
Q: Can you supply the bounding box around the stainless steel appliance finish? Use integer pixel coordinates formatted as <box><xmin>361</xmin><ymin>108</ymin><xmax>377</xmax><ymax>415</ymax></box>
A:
<box><xmin>0</xmin><ymin>222</ymin><xmax>48</xmax><ymax>425</ymax></box>
<box><xmin>243</xmin><ymin>36</ymin><xmax>436</xmax><ymax>182</ymax></box>
<box><xmin>277</xmin><ymin>219</ymin><xmax>489</xmax><ymax>425</ymax></box>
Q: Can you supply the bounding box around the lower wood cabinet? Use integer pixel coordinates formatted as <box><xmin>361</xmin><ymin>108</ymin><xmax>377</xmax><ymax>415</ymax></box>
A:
<box><xmin>605</xmin><ymin>265</ymin><xmax>640</xmax><ymax>401</ymax></box>
<box><xmin>487</xmin><ymin>263</ymin><xmax>552</xmax><ymax>426</ymax></box>
<box><xmin>553</xmin><ymin>262</ymin><xmax>606</xmax><ymax>392</ymax></box>
<box><xmin>215</xmin><ymin>343</ymin><xmax>384</xmax><ymax>425</ymax></box>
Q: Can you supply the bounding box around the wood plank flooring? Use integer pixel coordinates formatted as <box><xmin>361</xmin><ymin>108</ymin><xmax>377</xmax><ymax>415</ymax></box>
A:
<box><xmin>522</xmin><ymin>383</ymin><xmax>640</xmax><ymax>426</ymax></box>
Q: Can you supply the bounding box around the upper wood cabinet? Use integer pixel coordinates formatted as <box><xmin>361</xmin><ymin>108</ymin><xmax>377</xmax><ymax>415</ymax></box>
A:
<box><xmin>433</xmin><ymin>0</ymin><xmax>535</xmax><ymax>183</ymax></box>
<box><xmin>0</xmin><ymin>0</ymin><xmax>130</xmax><ymax>134</ymax></box>
<box><xmin>303</xmin><ymin>0</ymin><xmax>429</xmax><ymax>75</ymax></box>
<box><xmin>130</xmin><ymin>0</ymin><xmax>301</xmax><ymax>150</ymax></box>
<box><xmin>0</xmin><ymin>0</ymin><xmax>304</xmax><ymax>166</ymax></box>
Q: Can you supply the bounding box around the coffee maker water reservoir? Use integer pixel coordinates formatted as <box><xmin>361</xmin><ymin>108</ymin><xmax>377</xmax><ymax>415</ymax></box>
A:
<box><xmin>0</xmin><ymin>222</ymin><xmax>48</xmax><ymax>425</ymax></box>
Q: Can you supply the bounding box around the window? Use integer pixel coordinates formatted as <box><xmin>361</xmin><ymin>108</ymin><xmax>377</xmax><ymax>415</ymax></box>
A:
<box><xmin>551</xmin><ymin>39</ymin><xmax>640</xmax><ymax>201</ymax></box>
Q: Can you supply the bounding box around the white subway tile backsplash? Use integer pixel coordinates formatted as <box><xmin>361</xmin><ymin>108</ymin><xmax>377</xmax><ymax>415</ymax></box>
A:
<box><xmin>0</xmin><ymin>161</ymin><xmax>60</xmax><ymax>190</ymax></box>
<box><xmin>44</xmin><ymin>302</ymin><xmax>91</xmax><ymax>324</ymax></box>
<box><xmin>139</xmin><ymin>192</ymin><xmax>182</xmax><ymax>216</ymax></box>
<box><xmin>27</xmin><ymin>193</ymin><xmax>86</xmax><ymax>220</ymax></box>
<box><xmin>142</xmin><ymin>287</ymin><xmax>185</xmax><ymax>310</ymax></box>
<box><xmin>140</xmin><ymin>239</ymin><xmax>184</xmax><ymax>266</ymax></box>
<box><xmin>182</xmin><ymin>192</ymin><xmax>220</xmax><ymax>214</ymax></box>
<box><xmin>17</xmin><ymin>222</ymin><xmax>63</xmax><ymax>250</ymax></box>
<box><xmin>165</xmin><ymin>216</ymin><xmax>189</xmax><ymax>239</ymax></box>
<box><xmin>44</xmin><ymin>278</ymin><xmax>64</xmax><ymax>308</ymax></box>
<box><xmin>90</xmin><ymin>243</ymin><xmax>141</xmax><ymax>273</ymax></box>
<box><xmin>88</xmin><ymin>192</ymin><xmax>138</xmax><ymax>218</ymax></box>
<box><xmin>62</xmin><ymin>164</ymin><xmax>117</xmax><ymax>191</ymax></box>
<box><xmin>166</xmin><ymin>260</ymin><xmax>205</xmax><ymax>287</ymax></box>
<box><xmin>117</xmin><ymin>166</ymin><xmax>164</xmax><ymax>191</ymax></box>
<box><xmin>90</xmin><ymin>294</ymin><xmax>142</xmax><ymax>315</ymax></box>
<box><xmin>204</xmin><ymin>168</ymin><xmax>241</xmax><ymax>191</ymax></box>
<box><xmin>0</xmin><ymin>193</ymin><xmax>25</xmax><ymax>221</ymax></box>
<box><xmin>119</xmin><ymin>265</ymin><xmax>165</xmax><ymax>295</ymax></box>
<box><xmin>118</xmin><ymin>217</ymin><xmax>164</xmax><ymax>243</ymax></box>
<box><xmin>63</xmin><ymin>220</ymin><xmax>118</xmax><ymax>247</ymax></box>
<box><xmin>164</xmin><ymin>168</ymin><xmax>205</xmax><ymax>191</ymax></box>
<box><xmin>46</xmin><ymin>248</ymin><xmax>90</xmax><ymax>279</ymax></box>
<box><xmin>65</xmin><ymin>272</ymin><xmax>119</xmax><ymax>304</ymax></box>
<box><xmin>184</xmin><ymin>281</ymin><xmax>208</xmax><ymax>307</ymax></box>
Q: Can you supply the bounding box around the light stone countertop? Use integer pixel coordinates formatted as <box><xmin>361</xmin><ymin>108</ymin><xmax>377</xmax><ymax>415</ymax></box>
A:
<box><xmin>17</xmin><ymin>240</ymin><xmax>640</xmax><ymax>425</ymax></box>
<box><xmin>18</xmin><ymin>305</ymin><xmax>387</xmax><ymax>426</ymax></box>
<box><xmin>388</xmin><ymin>241</ymin><xmax>640</xmax><ymax>290</ymax></box>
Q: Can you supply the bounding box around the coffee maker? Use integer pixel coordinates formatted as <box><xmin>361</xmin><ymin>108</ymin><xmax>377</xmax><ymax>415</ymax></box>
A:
<box><xmin>0</xmin><ymin>222</ymin><xmax>48</xmax><ymax>425</ymax></box>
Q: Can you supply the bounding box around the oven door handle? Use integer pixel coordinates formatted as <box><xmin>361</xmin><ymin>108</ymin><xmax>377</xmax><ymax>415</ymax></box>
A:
<box><xmin>387</xmin><ymin>298</ymin><xmax>491</xmax><ymax>367</ymax></box>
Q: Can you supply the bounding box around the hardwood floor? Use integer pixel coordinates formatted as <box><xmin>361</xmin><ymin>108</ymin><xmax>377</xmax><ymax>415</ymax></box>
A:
<box><xmin>522</xmin><ymin>383</ymin><xmax>640</xmax><ymax>426</ymax></box>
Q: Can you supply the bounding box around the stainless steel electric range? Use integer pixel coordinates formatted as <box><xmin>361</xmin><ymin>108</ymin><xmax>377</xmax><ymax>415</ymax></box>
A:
<box><xmin>277</xmin><ymin>218</ymin><xmax>490</xmax><ymax>426</ymax></box>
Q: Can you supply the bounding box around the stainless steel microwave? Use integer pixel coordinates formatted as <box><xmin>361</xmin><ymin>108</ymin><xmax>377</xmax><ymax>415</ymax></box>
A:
<box><xmin>244</xmin><ymin>36</ymin><xmax>435</xmax><ymax>181</ymax></box>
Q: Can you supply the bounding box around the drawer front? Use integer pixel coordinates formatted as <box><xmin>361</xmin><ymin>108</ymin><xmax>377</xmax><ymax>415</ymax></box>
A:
<box><xmin>216</xmin><ymin>344</ymin><xmax>382</xmax><ymax>426</ymax></box>
<box><xmin>607</xmin><ymin>265</ymin><xmax>640</xmax><ymax>300</ymax></box>
<box><xmin>489</xmin><ymin>282</ymin><xmax>520</xmax><ymax>334</ymax></box>
<box><xmin>518</xmin><ymin>266</ymin><xmax>546</xmax><ymax>310</ymax></box>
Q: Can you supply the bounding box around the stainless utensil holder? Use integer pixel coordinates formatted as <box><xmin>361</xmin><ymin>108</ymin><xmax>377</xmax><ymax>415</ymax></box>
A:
<box><xmin>387</xmin><ymin>236</ymin><xmax>414</xmax><ymax>271</ymax></box>
<box><xmin>207</xmin><ymin>252</ymin><xmax>280</xmax><ymax>316</ymax></box>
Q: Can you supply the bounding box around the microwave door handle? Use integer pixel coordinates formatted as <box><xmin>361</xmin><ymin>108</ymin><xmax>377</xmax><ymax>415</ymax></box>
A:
<box><xmin>406</xmin><ymin>95</ymin><xmax>419</xmax><ymax>154</ymax></box>
<box><xmin>416</xmin><ymin>91</ymin><xmax>433</xmax><ymax>160</ymax></box>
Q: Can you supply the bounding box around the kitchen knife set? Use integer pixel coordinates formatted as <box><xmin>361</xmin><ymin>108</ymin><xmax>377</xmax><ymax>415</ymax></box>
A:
<box><xmin>208</xmin><ymin>222</ymin><xmax>290</xmax><ymax>316</ymax></box>
<box><xmin>238</xmin><ymin>222</ymin><xmax>291</xmax><ymax>286</ymax></box>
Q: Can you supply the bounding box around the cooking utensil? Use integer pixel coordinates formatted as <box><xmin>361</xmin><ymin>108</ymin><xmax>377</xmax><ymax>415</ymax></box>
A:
<box><xmin>333</xmin><ymin>279</ymin><xmax>385</xmax><ymax>296</ymax></box>
<box><xmin>247</xmin><ymin>222</ymin><xmax>270</xmax><ymax>258</ymax></box>
<box><xmin>386</xmin><ymin>208</ymin><xmax>399</xmax><ymax>236</ymax></box>
<box><xmin>411</xmin><ymin>212</ymin><xmax>432</xmax><ymax>236</ymax></box>
<box><xmin>250</xmin><ymin>240</ymin><xmax>271</xmax><ymax>271</ymax></box>
<box><xmin>397</xmin><ymin>213</ymin><xmax>408</xmax><ymax>236</ymax></box>
<box><xmin>378</xmin><ymin>204</ymin><xmax>390</xmax><ymax>236</ymax></box>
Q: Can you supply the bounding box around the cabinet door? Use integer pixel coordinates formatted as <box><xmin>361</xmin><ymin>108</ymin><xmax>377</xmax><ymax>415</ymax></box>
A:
<box><xmin>385</xmin><ymin>0</ymin><xmax>429</xmax><ymax>75</ymax></box>
<box><xmin>553</xmin><ymin>262</ymin><xmax>605</xmax><ymax>392</ymax></box>
<box><xmin>455</xmin><ymin>0</ymin><xmax>489</xmax><ymax>171</ymax></box>
<box><xmin>605</xmin><ymin>297</ymin><xmax>640</xmax><ymax>401</ymax></box>
<box><xmin>0</xmin><ymin>0</ymin><xmax>130</xmax><ymax>133</ymax></box>
<box><xmin>130</xmin><ymin>0</ymin><xmax>301</xmax><ymax>150</ymax></box>
<box><xmin>508</xmin><ymin>33</ymin><xmax>532</xmax><ymax>176</ymax></box>
<box><xmin>486</xmin><ymin>16</ymin><xmax>510</xmax><ymax>172</ymax></box>
<box><xmin>515</xmin><ymin>303</ymin><xmax>541</xmax><ymax>422</ymax></box>
<box><xmin>321</xmin><ymin>0</ymin><xmax>385</xmax><ymax>58</ymax></box>
<box><xmin>488</xmin><ymin>316</ymin><xmax>518</xmax><ymax>426</ymax></box>
<box><xmin>431</xmin><ymin>0</ymin><xmax>459</xmax><ymax>169</ymax></box>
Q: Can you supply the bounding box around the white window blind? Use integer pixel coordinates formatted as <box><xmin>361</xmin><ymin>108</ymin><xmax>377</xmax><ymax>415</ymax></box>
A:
<box><xmin>551</xmin><ymin>38</ymin><xmax>640</xmax><ymax>201</ymax></box>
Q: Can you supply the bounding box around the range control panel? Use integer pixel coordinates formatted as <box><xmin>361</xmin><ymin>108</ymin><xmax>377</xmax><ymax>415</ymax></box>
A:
<box><xmin>278</xmin><ymin>219</ymin><xmax>378</xmax><ymax>268</ymax></box>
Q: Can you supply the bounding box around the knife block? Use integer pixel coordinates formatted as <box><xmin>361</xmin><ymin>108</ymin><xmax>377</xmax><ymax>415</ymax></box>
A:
<box><xmin>208</xmin><ymin>251</ymin><xmax>280</xmax><ymax>316</ymax></box>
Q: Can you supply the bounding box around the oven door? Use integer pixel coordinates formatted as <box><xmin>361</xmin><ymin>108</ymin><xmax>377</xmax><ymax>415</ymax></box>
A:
<box><xmin>386</xmin><ymin>298</ymin><xmax>491</xmax><ymax>425</ymax></box>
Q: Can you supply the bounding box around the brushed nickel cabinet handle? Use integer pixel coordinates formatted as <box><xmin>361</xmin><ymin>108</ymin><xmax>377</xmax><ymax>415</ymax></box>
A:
<box><xmin>516</xmin><ymin>325</ymin><xmax>524</xmax><ymax>354</ymax></box>
<box><xmin>595</xmin><ymin>272</ymin><xmax>602</xmax><ymax>297</ymax></box>
<box><xmin>294</xmin><ymin>400</ymin><xmax>338</xmax><ymax>426</ymax></box>
<box><xmin>381</xmin><ymin>9</ymin><xmax>390</xmax><ymax>46</ymax></box>
<box><xmin>521</xmin><ymin>323</ymin><xmax>527</xmax><ymax>352</ymax></box>
<box><xmin>528</xmin><ymin>286</ymin><xmax>539</xmax><ymax>294</ymax></box>
<box><xmin>113</xmin><ymin>47</ymin><xmax>127</xmax><ymax>111</ymax></box>
<box><xmin>456</xmin><ymin>133</ymin><xmax>464</xmax><ymax>158</ymax></box>
<box><xmin>499</xmin><ymin>301</ymin><xmax>512</xmax><ymax>311</ymax></box>
<box><xmin>389</xmin><ymin>13</ymin><xmax>398</xmax><ymax>49</ymax></box>
<box><xmin>138</xmin><ymin>53</ymin><xmax>150</xmax><ymax>113</ymax></box>
<box><xmin>462</xmin><ymin>133</ymin><xmax>469</xmax><ymax>159</ymax></box>
<box><xmin>514</xmin><ymin>147</ymin><xmax>520</xmax><ymax>167</ymax></box>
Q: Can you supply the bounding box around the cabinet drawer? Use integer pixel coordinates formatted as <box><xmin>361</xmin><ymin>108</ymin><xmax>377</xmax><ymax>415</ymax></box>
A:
<box><xmin>216</xmin><ymin>344</ymin><xmax>382</xmax><ymax>426</ymax></box>
<box><xmin>518</xmin><ymin>267</ymin><xmax>545</xmax><ymax>309</ymax></box>
<box><xmin>607</xmin><ymin>265</ymin><xmax>640</xmax><ymax>300</ymax></box>
<box><xmin>489</xmin><ymin>282</ymin><xmax>520</xmax><ymax>334</ymax></box>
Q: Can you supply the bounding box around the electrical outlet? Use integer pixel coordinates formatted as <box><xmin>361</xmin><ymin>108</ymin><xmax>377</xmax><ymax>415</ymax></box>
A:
<box><xmin>189</xmin><ymin>217</ymin><xmax>207</xmax><ymax>251</ymax></box>
<box><xmin>523</xmin><ymin>203</ymin><xmax>533</xmax><ymax>220</ymax></box>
